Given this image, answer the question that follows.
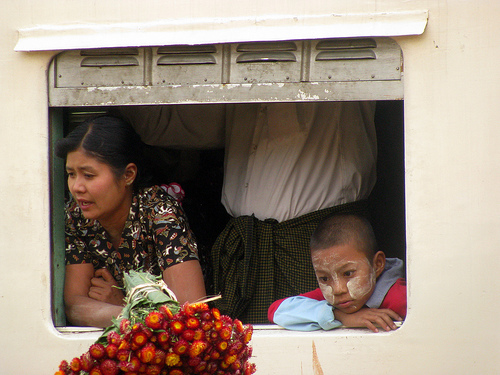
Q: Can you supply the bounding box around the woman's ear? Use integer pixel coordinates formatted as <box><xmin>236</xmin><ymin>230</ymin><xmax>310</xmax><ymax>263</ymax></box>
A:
<box><xmin>373</xmin><ymin>251</ymin><xmax>386</xmax><ymax>278</ymax></box>
<box><xmin>124</xmin><ymin>163</ymin><xmax>138</xmax><ymax>186</ymax></box>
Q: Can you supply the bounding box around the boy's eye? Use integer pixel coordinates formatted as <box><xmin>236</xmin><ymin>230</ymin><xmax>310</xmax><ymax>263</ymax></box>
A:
<box><xmin>67</xmin><ymin>172</ymin><xmax>75</xmax><ymax>178</ymax></box>
<box><xmin>84</xmin><ymin>173</ymin><xmax>94</xmax><ymax>179</ymax></box>
<box><xmin>318</xmin><ymin>276</ymin><xmax>329</xmax><ymax>283</ymax></box>
<box><xmin>344</xmin><ymin>270</ymin><xmax>355</xmax><ymax>277</ymax></box>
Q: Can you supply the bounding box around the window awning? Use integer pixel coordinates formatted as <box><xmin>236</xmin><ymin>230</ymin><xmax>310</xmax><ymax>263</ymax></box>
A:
<box><xmin>15</xmin><ymin>10</ymin><xmax>428</xmax><ymax>52</ymax></box>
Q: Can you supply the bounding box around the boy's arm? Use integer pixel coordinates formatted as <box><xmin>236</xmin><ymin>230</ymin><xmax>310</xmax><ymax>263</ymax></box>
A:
<box><xmin>268</xmin><ymin>295</ymin><xmax>342</xmax><ymax>331</ymax></box>
<box><xmin>334</xmin><ymin>308</ymin><xmax>402</xmax><ymax>333</ymax></box>
<box><xmin>268</xmin><ymin>288</ymin><xmax>325</xmax><ymax>321</ymax></box>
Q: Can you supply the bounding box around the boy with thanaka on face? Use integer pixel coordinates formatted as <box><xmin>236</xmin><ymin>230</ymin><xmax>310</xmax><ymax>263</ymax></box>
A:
<box><xmin>268</xmin><ymin>214</ymin><xmax>406</xmax><ymax>332</ymax></box>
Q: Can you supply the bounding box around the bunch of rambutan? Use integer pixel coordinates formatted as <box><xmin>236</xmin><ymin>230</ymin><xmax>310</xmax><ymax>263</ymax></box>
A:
<box><xmin>54</xmin><ymin>271</ymin><xmax>256</xmax><ymax>375</ymax></box>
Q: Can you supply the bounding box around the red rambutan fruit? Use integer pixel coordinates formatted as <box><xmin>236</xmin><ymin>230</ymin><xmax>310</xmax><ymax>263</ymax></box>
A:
<box><xmin>145</xmin><ymin>311</ymin><xmax>164</xmax><ymax>330</ymax></box>
<box><xmin>193</xmin><ymin>329</ymin><xmax>204</xmax><ymax>341</ymax></box>
<box><xmin>242</xmin><ymin>326</ymin><xmax>253</xmax><ymax>344</ymax></box>
<box><xmin>118</xmin><ymin>338</ymin><xmax>131</xmax><ymax>351</ymax></box>
<box><xmin>188</xmin><ymin>340</ymin><xmax>208</xmax><ymax>358</ymax></box>
<box><xmin>165</xmin><ymin>352</ymin><xmax>181</xmax><ymax>367</ymax></box>
<box><xmin>89</xmin><ymin>366</ymin><xmax>103</xmax><ymax>375</ymax></box>
<box><xmin>201</xmin><ymin>321</ymin><xmax>214</xmax><ymax>331</ymax></box>
<box><xmin>206</xmin><ymin>361</ymin><xmax>218</xmax><ymax>374</ymax></box>
<box><xmin>131</xmin><ymin>331</ymin><xmax>148</xmax><ymax>348</ymax></box>
<box><xmin>181</xmin><ymin>302</ymin><xmax>196</xmax><ymax>317</ymax></box>
<box><xmin>213</xmin><ymin>320</ymin><xmax>223</xmax><ymax>331</ymax></box>
<box><xmin>118</xmin><ymin>355</ymin><xmax>140</xmax><ymax>372</ymax></box>
<box><xmin>116</xmin><ymin>349</ymin><xmax>131</xmax><ymax>362</ymax></box>
<box><xmin>172</xmin><ymin>339</ymin><xmax>189</xmax><ymax>355</ymax></box>
<box><xmin>156</xmin><ymin>331</ymin><xmax>170</xmax><ymax>348</ymax></box>
<box><xmin>191</xmin><ymin>302</ymin><xmax>210</xmax><ymax>313</ymax></box>
<box><xmin>210</xmin><ymin>349</ymin><xmax>221</xmax><ymax>360</ymax></box>
<box><xmin>159</xmin><ymin>305</ymin><xmax>175</xmax><ymax>320</ymax></box>
<box><xmin>223</xmin><ymin>353</ymin><xmax>238</xmax><ymax>366</ymax></box>
<box><xmin>80</xmin><ymin>351</ymin><xmax>96</xmax><ymax>372</ymax></box>
<box><xmin>145</xmin><ymin>363</ymin><xmax>162</xmax><ymax>375</ymax></box>
<box><xmin>234</xmin><ymin>319</ymin><xmax>244</xmax><ymax>333</ymax></box>
<box><xmin>231</xmin><ymin>358</ymin><xmax>243</xmax><ymax>371</ymax></box>
<box><xmin>131</xmin><ymin>322</ymin><xmax>145</xmax><ymax>333</ymax></box>
<box><xmin>185</xmin><ymin>316</ymin><xmax>200</xmax><ymax>329</ymax></box>
<box><xmin>118</xmin><ymin>360</ymin><xmax>136</xmax><ymax>373</ymax></box>
<box><xmin>152</xmin><ymin>348</ymin><xmax>166</xmax><ymax>366</ymax></box>
<box><xmin>99</xmin><ymin>359</ymin><xmax>119</xmax><ymax>375</ymax></box>
<box><xmin>181</xmin><ymin>328</ymin><xmax>196</xmax><ymax>341</ymax></box>
<box><xmin>200</xmin><ymin>311</ymin><xmax>212</xmax><ymax>322</ymax></box>
<box><xmin>219</xmin><ymin>315</ymin><xmax>232</xmax><ymax>325</ymax></box>
<box><xmin>138</xmin><ymin>342</ymin><xmax>156</xmax><ymax>363</ymax></box>
<box><xmin>194</xmin><ymin>360</ymin><xmax>207</xmax><ymax>373</ymax></box>
<box><xmin>244</xmin><ymin>362</ymin><xmax>257</xmax><ymax>375</ymax></box>
<box><xmin>89</xmin><ymin>343</ymin><xmax>106</xmax><ymax>360</ymax></box>
<box><xmin>105</xmin><ymin>343</ymin><xmax>119</xmax><ymax>359</ymax></box>
<box><xmin>69</xmin><ymin>357</ymin><xmax>81</xmax><ymax>372</ymax></box>
<box><xmin>216</xmin><ymin>340</ymin><xmax>228</xmax><ymax>352</ymax></box>
<box><xmin>58</xmin><ymin>360</ymin><xmax>69</xmax><ymax>372</ymax></box>
<box><xmin>169</xmin><ymin>320</ymin><xmax>185</xmax><ymax>335</ymax></box>
<box><xmin>211</xmin><ymin>308</ymin><xmax>221</xmax><ymax>320</ymax></box>
<box><xmin>107</xmin><ymin>331</ymin><xmax>122</xmax><ymax>346</ymax></box>
<box><xmin>119</xmin><ymin>318</ymin><xmax>131</xmax><ymax>334</ymax></box>
<box><xmin>228</xmin><ymin>341</ymin><xmax>244</xmax><ymax>356</ymax></box>
<box><xmin>219</xmin><ymin>325</ymin><xmax>232</xmax><ymax>341</ymax></box>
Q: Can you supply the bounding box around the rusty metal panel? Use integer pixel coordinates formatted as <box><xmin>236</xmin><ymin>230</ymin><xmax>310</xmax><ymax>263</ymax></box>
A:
<box><xmin>48</xmin><ymin>38</ymin><xmax>403</xmax><ymax>106</ymax></box>
<box><xmin>309</xmin><ymin>38</ymin><xmax>402</xmax><ymax>82</ymax></box>
<box><xmin>153</xmin><ymin>45</ymin><xmax>223</xmax><ymax>85</ymax></box>
<box><xmin>54</xmin><ymin>48</ymin><xmax>145</xmax><ymax>88</ymax></box>
<box><xmin>229</xmin><ymin>41</ymin><xmax>302</xmax><ymax>83</ymax></box>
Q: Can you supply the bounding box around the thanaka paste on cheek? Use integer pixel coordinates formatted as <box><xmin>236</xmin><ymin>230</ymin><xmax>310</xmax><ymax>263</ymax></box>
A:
<box><xmin>346</xmin><ymin>262</ymin><xmax>376</xmax><ymax>301</ymax></box>
<box><xmin>319</xmin><ymin>279</ymin><xmax>336</xmax><ymax>305</ymax></box>
<box><xmin>312</xmin><ymin>251</ymin><xmax>348</xmax><ymax>306</ymax></box>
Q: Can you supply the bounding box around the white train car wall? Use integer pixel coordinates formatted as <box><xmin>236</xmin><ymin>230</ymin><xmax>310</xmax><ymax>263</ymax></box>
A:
<box><xmin>0</xmin><ymin>1</ymin><xmax>499</xmax><ymax>374</ymax></box>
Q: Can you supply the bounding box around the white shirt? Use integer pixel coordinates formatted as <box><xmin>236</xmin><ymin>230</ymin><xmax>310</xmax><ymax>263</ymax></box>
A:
<box><xmin>118</xmin><ymin>101</ymin><xmax>377</xmax><ymax>222</ymax></box>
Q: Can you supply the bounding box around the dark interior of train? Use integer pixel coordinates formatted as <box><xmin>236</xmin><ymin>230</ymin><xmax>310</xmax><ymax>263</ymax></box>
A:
<box><xmin>59</xmin><ymin>100</ymin><xmax>405</xmax><ymax>296</ymax></box>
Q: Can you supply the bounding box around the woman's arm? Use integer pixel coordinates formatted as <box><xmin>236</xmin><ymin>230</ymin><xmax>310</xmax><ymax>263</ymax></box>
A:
<box><xmin>64</xmin><ymin>264</ymin><xmax>124</xmax><ymax>328</ymax></box>
<box><xmin>162</xmin><ymin>260</ymin><xmax>207</xmax><ymax>304</ymax></box>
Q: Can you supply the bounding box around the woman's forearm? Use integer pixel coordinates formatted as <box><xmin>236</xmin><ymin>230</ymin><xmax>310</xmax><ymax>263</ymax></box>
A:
<box><xmin>65</xmin><ymin>295</ymin><xmax>124</xmax><ymax>328</ymax></box>
<box><xmin>163</xmin><ymin>261</ymin><xmax>207</xmax><ymax>304</ymax></box>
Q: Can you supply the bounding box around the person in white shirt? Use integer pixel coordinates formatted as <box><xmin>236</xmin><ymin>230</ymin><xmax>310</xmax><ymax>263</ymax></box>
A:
<box><xmin>116</xmin><ymin>101</ymin><xmax>377</xmax><ymax>323</ymax></box>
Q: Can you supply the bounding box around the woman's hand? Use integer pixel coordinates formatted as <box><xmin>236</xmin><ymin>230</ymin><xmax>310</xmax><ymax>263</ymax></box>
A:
<box><xmin>334</xmin><ymin>307</ymin><xmax>402</xmax><ymax>333</ymax></box>
<box><xmin>64</xmin><ymin>264</ymin><xmax>124</xmax><ymax>327</ymax></box>
<box><xmin>89</xmin><ymin>268</ymin><xmax>125</xmax><ymax>306</ymax></box>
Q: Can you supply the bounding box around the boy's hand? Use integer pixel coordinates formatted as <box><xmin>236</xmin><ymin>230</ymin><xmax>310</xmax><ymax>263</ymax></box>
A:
<box><xmin>88</xmin><ymin>268</ymin><xmax>125</xmax><ymax>306</ymax></box>
<box><xmin>334</xmin><ymin>307</ymin><xmax>403</xmax><ymax>333</ymax></box>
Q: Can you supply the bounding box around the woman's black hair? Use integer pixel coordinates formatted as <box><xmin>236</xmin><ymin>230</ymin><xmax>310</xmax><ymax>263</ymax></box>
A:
<box><xmin>55</xmin><ymin>115</ymin><xmax>150</xmax><ymax>187</ymax></box>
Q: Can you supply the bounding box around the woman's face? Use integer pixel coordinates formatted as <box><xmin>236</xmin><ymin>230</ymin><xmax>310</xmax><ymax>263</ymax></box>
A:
<box><xmin>66</xmin><ymin>148</ymin><xmax>131</xmax><ymax>226</ymax></box>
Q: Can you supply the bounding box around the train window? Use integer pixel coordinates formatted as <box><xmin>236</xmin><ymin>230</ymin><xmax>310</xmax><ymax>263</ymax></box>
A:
<box><xmin>49</xmin><ymin>38</ymin><xmax>405</xmax><ymax>329</ymax></box>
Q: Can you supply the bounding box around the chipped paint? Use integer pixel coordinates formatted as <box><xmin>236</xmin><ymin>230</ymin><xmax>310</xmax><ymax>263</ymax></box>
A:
<box><xmin>296</xmin><ymin>90</ymin><xmax>320</xmax><ymax>100</ymax></box>
<box><xmin>312</xmin><ymin>341</ymin><xmax>324</xmax><ymax>375</ymax></box>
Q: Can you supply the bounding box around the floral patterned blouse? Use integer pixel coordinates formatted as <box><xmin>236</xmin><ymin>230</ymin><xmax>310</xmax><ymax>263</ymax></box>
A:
<box><xmin>65</xmin><ymin>185</ymin><xmax>199</xmax><ymax>287</ymax></box>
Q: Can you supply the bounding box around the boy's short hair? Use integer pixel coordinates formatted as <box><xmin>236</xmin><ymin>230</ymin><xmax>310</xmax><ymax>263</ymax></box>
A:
<box><xmin>310</xmin><ymin>214</ymin><xmax>378</xmax><ymax>261</ymax></box>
